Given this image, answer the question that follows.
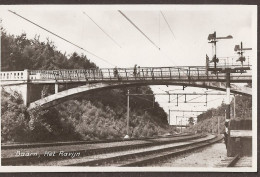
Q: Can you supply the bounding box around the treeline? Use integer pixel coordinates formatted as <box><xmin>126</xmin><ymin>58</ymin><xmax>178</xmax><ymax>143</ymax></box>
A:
<box><xmin>197</xmin><ymin>95</ymin><xmax>252</xmax><ymax>122</ymax></box>
<box><xmin>1</xmin><ymin>30</ymin><xmax>170</xmax><ymax>142</ymax></box>
<box><xmin>1</xmin><ymin>31</ymin><xmax>97</xmax><ymax>71</ymax></box>
<box><xmin>187</xmin><ymin>94</ymin><xmax>252</xmax><ymax>134</ymax></box>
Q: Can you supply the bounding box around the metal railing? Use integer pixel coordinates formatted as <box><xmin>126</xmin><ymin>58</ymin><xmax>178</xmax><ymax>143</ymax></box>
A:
<box><xmin>208</xmin><ymin>56</ymin><xmax>251</xmax><ymax>69</ymax></box>
<box><xmin>0</xmin><ymin>66</ymin><xmax>252</xmax><ymax>82</ymax></box>
<box><xmin>28</xmin><ymin>67</ymin><xmax>210</xmax><ymax>81</ymax></box>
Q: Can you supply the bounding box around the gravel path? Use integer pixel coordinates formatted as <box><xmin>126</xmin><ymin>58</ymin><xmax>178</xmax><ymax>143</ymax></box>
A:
<box><xmin>154</xmin><ymin>139</ymin><xmax>227</xmax><ymax>167</ymax></box>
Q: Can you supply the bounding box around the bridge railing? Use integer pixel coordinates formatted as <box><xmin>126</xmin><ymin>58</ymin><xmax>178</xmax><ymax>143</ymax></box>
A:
<box><xmin>208</xmin><ymin>56</ymin><xmax>251</xmax><ymax>69</ymax></box>
<box><xmin>27</xmin><ymin>67</ymin><xmax>211</xmax><ymax>81</ymax></box>
<box><xmin>27</xmin><ymin>66</ymin><xmax>250</xmax><ymax>82</ymax></box>
<box><xmin>0</xmin><ymin>70</ymin><xmax>28</xmax><ymax>80</ymax></box>
<box><xmin>0</xmin><ymin>67</ymin><xmax>252</xmax><ymax>82</ymax></box>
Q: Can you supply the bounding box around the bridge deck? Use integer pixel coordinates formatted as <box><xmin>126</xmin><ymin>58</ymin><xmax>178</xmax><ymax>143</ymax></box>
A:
<box><xmin>0</xmin><ymin>66</ymin><xmax>252</xmax><ymax>84</ymax></box>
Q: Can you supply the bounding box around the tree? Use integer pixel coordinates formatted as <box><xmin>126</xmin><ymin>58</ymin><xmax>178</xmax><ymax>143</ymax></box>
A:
<box><xmin>1</xmin><ymin>29</ymin><xmax>170</xmax><ymax>142</ymax></box>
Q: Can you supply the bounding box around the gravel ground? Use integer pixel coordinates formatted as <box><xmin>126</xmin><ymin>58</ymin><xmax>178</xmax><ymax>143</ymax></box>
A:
<box><xmin>154</xmin><ymin>140</ymin><xmax>227</xmax><ymax>167</ymax></box>
<box><xmin>1</xmin><ymin>134</ymin><xmax>200</xmax><ymax>158</ymax></box>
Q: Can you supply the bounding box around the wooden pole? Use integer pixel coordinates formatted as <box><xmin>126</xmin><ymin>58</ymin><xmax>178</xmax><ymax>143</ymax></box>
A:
<box><xmin>218</xmin><ymin>116</ymin><xmax>220</xmax><ymax>135</ymax></box>
<box><xmin>124</xmin><ymin>90</ymin><xmax>130</xmax><ymax>139</ymax></box>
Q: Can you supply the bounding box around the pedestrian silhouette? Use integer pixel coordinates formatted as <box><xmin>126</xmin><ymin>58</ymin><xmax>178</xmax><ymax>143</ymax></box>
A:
<box><xmin>113</xmin><ymin>67</ymin><xmax>118</xmax><ymax>78</ymax></box>
<box><xmin>133</xmin><ymin>64</ymin><xmax>137</xmax><ymax>77</ymax></box>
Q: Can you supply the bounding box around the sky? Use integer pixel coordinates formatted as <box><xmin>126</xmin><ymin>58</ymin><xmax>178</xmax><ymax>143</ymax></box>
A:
<box><xmin>0</xmin><ymin>5</ymin><xmax>256</xmax><ymax>125</ymax></box>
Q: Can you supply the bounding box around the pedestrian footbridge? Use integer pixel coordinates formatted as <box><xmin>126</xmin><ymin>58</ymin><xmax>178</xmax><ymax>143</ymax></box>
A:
<box><xmin>0</xmin><ymin>66</ymin><xmax>252</xmax><ymax>109</ymax></box>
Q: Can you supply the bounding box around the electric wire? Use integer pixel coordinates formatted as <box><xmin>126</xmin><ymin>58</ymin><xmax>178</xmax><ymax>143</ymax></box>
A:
<box><xmin>8</xmin><ymin>10</ymin><xmax>115</xmax><ymax>67</ymax></box>
<box><xmin>159</xmin><ymin>11</ymin><xmax>187</xmax><ymax>66</ymax></box>
<box><xmin>170</xmin><ymin>94</ymin><xmax>184</xmax><ymax>102</ymax></box>
<box><xmin>158</xmin><ymin>95</ymin><xmax>169</xmax><ymax>103</ymax></box>
<box><xmin>118</xmin><ymin>10</ymin><xmax>178</xmax><ymax>66</ymax></box>
<box><xmin>131</xmin><ymin>95</ymin><xmax>154</xmax><ymax>103</ymax></box>
<box><xmin>207</xmin><ymin>97</ymin><xmax>224</xmax><ymax>102</ymax></box>
<box><xmin>186</xmin><ymin>94</ymin><xmax>205</xmax><ymax>102</ymax></box>
<box><xmin>118</xmin><ymin>10</ymin><xmax>160</xmax><ymax>50</ymax></box>
<box><xmin>83</xmin><ymin>11</ymin><xmax>122</xmax><ymax>48</ymax></box>
<box><xmin>160</xmin><ymin>11</ymin><xmax>176</xmax><ymax>40</ymax></box>
<box><xmin>158</xmin><ymin>11</ymin><xmax>161</xmax><ymax>48</ymax></box>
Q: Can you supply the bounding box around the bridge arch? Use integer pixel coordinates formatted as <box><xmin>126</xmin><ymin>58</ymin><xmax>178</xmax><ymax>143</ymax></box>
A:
<box><xmin>28</xmin><ymin>81</ymin><xmax>252</xmax><ymax>110</ymax></box>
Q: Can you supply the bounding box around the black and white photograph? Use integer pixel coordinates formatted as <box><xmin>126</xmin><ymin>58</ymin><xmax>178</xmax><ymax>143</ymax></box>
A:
<box><xmin>0</xmin><ymin>4</ymin><xmax>257</xmax><ymax>172</ymax></box>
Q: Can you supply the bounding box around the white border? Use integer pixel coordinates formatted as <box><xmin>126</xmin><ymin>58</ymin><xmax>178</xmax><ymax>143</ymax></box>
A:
<box><xmin>0</xmin><ymin>4</ymin><xmax>257</xmax><ymax>172</ymax></box>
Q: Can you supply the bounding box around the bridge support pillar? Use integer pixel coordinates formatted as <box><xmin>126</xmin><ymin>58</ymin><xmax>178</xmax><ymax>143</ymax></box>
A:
<box><xmin>55</xmin><ymin>83</ymin><xmax>59</xmax><ymax>94</ymax></box>
<box><xmin>1</xmin><ymin>69</ymin><xmax>30</xmax><ymax>106</ymax></box>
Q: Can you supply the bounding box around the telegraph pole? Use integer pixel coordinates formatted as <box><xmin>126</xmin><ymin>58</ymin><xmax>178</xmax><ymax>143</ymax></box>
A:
<box><xmin>217</xmin><ymin>116</ymin><xmax>219</xmax><ymax>135</ymax></box>
<box><xmin>234</xmin><ymin>94</ymin><xmax>236</xmax><ymax>119</ymax></box>
<box><xmin>212</xmin><ymin>113</ymin><xmax>214</xmax><ymax>134</ymax></box>
<box><xmin>180</xmin><ymin>119</ymin><xmax>182</xmax><ymax>133</ymax></box>
<box><xmin>226</xmin><ymin>70</ymin><xmax>231</xmax><ymax>121</ymax></box>
<box><xmin>168</xmin><ymin>109</ymin><xmax>171</xmax><ymax>125</ymax></box>
<box><xmin>124</xmin><ymin>90</ymin><xmax>130</xmax><ymax>139</ymax></box>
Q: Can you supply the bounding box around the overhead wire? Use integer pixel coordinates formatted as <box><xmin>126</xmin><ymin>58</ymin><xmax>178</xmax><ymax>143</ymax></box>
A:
<box><xmin>187</xmin><ymin>94</ymin><xmax>205</xmax><ymax>102</ymax></box>
<box><xmin>83</xmin><ymin>11</ymin><xmax>122</xmax><ymax>48</ymax></box>
<box><xmin>132</xmin><ymin>95</ymin><xmax>154</xmax><ymax>103</ymax></box>
<box><xmin>158</xmin><ymin>11</ymin><xmax>161</xmax><ymax>49</ymax></box>
<box><xmin>159</xmin><ymin>11</ymin><xmax>186</xmax><ymax>66</ymax></box>
<box><xmin>154</xmin><ymin>87</ymin><xmax>174</xmax><ymax>103</ymax></box>
<box><xmin>8</xmin><ymin>10</ymin><xmax>115</xmax><ymax>67</ymax></box>
<box><xmin>207</xmin><ymin>97</ymin><xmax>224</xmax><ymax>102</ymax></box>
<box><xmin>160</xmin><ymin>11</ymin><xmax>205</xmax><ymax>67</ymax></box>
<box><xmin>170</xmin><ymin>94</ymin><xmax>184</xmax><ymax>102</ymax></box>
<box><xmin>118</xmin><ymin>10</ymin><xmax>178</xmax><ymax>66</ymax></box>
<box><xmin>160</xmin><ymin>11</ymin><xmax>176</xmax><ymax>40</ymax></box>
<box><xmin>118</xmin><ymin>10</ymin><xmax>160</xmax><ymax>50</ymax></box>
<box><xmin>131</xmin><ymin>95</ymin><xmax>157</xmax><ymax>111</ymax></box>
<box><xmin>157</xmin><ymin>12</ymin><xmax>178</xmax><ymax>65</ymax></box>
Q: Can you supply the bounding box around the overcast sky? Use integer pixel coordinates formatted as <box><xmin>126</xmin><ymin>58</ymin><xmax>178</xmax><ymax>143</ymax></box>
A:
<box><xmin>0</xmin><ymin>5</ymin><xmax>256</xmax><ymax>125</ymax></box>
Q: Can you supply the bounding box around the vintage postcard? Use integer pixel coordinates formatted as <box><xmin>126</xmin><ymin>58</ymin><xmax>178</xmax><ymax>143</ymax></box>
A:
<box><xmin>0</xmin><ymin>4</ymin><xmax>257</xmax><ymax>172</ymax></box>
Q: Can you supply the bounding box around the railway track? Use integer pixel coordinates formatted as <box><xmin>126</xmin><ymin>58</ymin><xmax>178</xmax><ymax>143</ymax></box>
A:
<box><xmin>1</xmin><ymin>133</ymin><xmax>203</xmax><ymax>166</ymax></box>
<box><xmin>1</xmin><ymin>133</ymin><xmax>191</xmax><ymax>150</ymax></box>
<box><xmin>218</xmin><ymin>154</ymin><xmax>252</xmax><ymax>167</ymax></box>
<box><xmin>226</xmin><ymin>154</ymin><xmax>240</xmax><ymax>167</ymax></box>
<box><xmin>65</xmin><ymin>134</ymin><xmax>223</xmax><ymax>167</ymax></box>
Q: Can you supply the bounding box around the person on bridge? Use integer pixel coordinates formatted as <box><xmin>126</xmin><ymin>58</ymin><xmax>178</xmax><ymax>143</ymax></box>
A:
<box><xmin>113</xmin><ymin>67</ymin><xmax>118</xmax><ymax>78</ymax></box>
<box><xmin>133</xmin><ymin>64</ymin><xmax>137</xmax><ymax>78</ymax></box>
<box><xmin>137</xmin><ymin>66</ymin><xmax>141</xmax><ymax>77</ymax></box>
<box><xmin>99</xmin><ymin>69</ymin><xmax>103</xmax><ymax>78</ymax></box>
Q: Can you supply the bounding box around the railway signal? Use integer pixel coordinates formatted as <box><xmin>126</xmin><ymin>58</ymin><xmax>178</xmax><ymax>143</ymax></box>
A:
<box><xmin>234</xmin><ymin>42</ymin><xmax>252</xmax><ymax>66</ymax></box>
<box><xmin>206</xmin><ymin>32</ymin><xmax>251</xmax><ymax>124</ymax></box>
<box><xmin>206</xmin><ymin>32</ymin><xmax>252</xmax><ymax>156</ymax></box>
<box><xmin>207</xmin><ymin>31</ymin><xmax>233</xmax><ymax>70</ymax></box>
